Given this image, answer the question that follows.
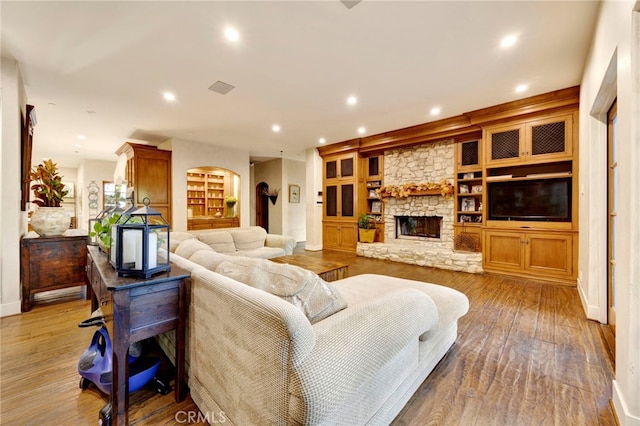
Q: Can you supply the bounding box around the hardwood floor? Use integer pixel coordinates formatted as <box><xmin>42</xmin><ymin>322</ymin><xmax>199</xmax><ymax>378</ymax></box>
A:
<box><xmin>0</xmin><ymin>251</ymin><xmax>615</xmax><ymax>425</ymax></box>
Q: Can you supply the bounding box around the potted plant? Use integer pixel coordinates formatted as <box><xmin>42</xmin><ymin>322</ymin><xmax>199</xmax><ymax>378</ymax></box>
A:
<box><xmin>358</xmin><ymin>213</ymin><xmax>377</xmax><ymax>243</ymax></box>
<box><xmin>90</xmin><ymin>212</ymin><xmax>121</xmax><ymax>253</ymax></box>
<box><xmin>29</xmin><ymin>159</ymin><xmax>70</xmax><ymax>236</ymax></box>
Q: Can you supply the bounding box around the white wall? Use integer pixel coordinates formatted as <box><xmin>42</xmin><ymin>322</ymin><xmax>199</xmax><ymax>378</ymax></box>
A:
<box><xmin>0</xmin><ymin>56</ymin><xmax>27</xmax><ymax>317</ymax></box>
<box><xmin>305</xmin><ymin>148</ymin><xmax>323</xmax><ymax>251</ymax></box>
<box><xmin>254</xmin><ymin>159</ymin><xmax>284</xmax><ymax>235</ymax></box>
<box><xmin>579</xmin><ymin>1</ymin><xmax>640</xmax><ymax>423</ymax></box>
<box><xmin>282</xmin><ymin>158</ymin><xmax>306</xmax><ymax>243</ymax></box>
<box><xmin>77</xmin><ymin>159</ymin><xmax>118</xmax><ymax>229</ymax></box>
<box><xmin>166</xmin><ymin>138</ymin><xmax>251</xmax><ymax>231</ymax></box>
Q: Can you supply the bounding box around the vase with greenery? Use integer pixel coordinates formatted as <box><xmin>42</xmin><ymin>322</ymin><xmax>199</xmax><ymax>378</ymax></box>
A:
<box><xmin>224</xmin><ymin>195</ymin><xmax>237</xmax><ymax>217</ymax></box>
<box><xmin>358</xmin><ymin>213</ymin><xmax>377</xmax><ymax>243</ymax></box>
<box><xmin>29</xmin><ymin>159</ymin><xmax>70</xmax><ymax>236</ymax></box>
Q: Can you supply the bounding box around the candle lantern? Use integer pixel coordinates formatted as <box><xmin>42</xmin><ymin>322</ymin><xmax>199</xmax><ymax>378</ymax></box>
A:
<box><xmin>114</xmin><ymin>198</ymin><xmax>170</xmax><ymax>278</ymax></box>
<box><xmin>88</xmin><ymin>208</ymin><xmax>111</xmax><ymax>246</ymax></box>
<box><xmin>108</xmin><ymin>190</ymin><xmax>137</xmax><ymax>267</ymax></box>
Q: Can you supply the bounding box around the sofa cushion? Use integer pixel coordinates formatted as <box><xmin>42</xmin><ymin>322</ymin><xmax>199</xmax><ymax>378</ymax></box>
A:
<box><xmin>215</xmin><ymin>257</ymin><xmax>347</xmax><ymax>324</ymax></box>
<box><xmin>169</xmin><ymin>231</ymin><xmax>197</xmax><ymax>252</ymax></box>
<box><xmin>196</xmin><ymin>231</ymin><xmax>237</xmax><ymax>253</ymax></box>
<box><xmin>229</xmin><ymin>227</ymin><xmax>267</xmax><ymax>251</ymax></box>
<box><xmin>227</xmin><ymin>246</ymin><xmax>285</xmax><ymax>259</ymax></box>
<box><xmin>175</xmin><ymin>238</ymin><xmax>216</xmax><ymax>259</ymax></box>
<box><xmin>188</xmin><ymin>250</ymin><xmax>229</xmax><ymax>271</ymax></box>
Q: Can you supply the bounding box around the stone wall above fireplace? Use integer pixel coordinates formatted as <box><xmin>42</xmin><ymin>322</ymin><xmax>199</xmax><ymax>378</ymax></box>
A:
<box><xmin>357</xmin><ymin>139</ymin><xmax>482</xmax><ymax>274</ymax></box>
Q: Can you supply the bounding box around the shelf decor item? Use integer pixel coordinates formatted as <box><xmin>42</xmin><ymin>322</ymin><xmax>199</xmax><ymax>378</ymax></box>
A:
<box><xmin>114</xmin><ymin>198</ymin><xmax>170</xmax><ymax>278</ymax></box>
<box><xmin>29</xmin><ymin>159</ymin><xmax>71</xmax><ymax>236</ymax></box>
<box><xmin>224</xmin><ymin>195</ymin><xmax>237</xmax><ymax>217</ymax></box>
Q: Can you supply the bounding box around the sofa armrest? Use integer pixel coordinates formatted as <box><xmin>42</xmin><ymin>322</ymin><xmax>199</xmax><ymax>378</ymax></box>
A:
<box><xmin>265</xmin><ymin>233</ymin><xmax>297</xmax><ymax>255</ymax></box>
<box><xmin>290</xmin><ymin>288</ymin><xmax>438</xmax><ymax>424</ymax></box>
<box><xmin>188</xmin><ymin>268</ymin><xmax>315</xmax><ymax>424</ymax></box>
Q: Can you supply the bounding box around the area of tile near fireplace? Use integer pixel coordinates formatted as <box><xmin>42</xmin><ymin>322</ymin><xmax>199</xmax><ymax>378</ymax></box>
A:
<box><xmin>356</xmin><ymin>139</ymin><xmax>483</xmax><ymax>274</ymax></box>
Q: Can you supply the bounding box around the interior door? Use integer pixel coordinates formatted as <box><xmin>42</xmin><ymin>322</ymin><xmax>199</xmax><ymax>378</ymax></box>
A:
<box><xmin>607</xmin><ymin>100</ymin><xmax>618</xmax><ymax>334</ymax></box>
<box><xmin>256</xmin><ymin>182</ymin><xmax>269</xmax><ymax>232</ymax></box>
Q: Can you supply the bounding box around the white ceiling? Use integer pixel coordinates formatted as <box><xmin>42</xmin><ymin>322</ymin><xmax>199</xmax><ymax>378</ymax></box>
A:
<box><xmin>2</xmin><ymin>1</ymin><xmax>600</xmax><ymax>168</ymax></box>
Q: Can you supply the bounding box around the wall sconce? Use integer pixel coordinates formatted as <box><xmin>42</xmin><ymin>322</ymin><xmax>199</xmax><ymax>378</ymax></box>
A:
<box><xmin>265</xmin><ymin>188</ymin><xmax>280</xmax><ymax>205</ymax></box>
<box><xmin>114</xmin><ymin>198</ymin><xmax>170</xmax><ymax>278</ymax></box>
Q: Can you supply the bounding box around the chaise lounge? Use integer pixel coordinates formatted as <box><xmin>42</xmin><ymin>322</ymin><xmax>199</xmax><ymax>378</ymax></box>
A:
<box><xmin>159</xmin><ymin>238</ymin><xmax>469</xmax><ymax>425</ymax></box>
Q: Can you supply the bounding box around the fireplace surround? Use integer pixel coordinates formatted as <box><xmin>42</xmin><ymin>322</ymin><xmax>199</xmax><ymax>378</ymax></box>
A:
<box><xmin>357</xmin><ymin>139</ymin><xmax>482</xmax><ymax>274</ymax></box>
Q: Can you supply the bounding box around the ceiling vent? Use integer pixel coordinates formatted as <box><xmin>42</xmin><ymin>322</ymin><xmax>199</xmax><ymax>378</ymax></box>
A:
<box><xmin>341</xmin><ymin>0</ymin><xmax>361</xmax><ymax>9</ymax></box>
<box><xmin>208</xmin><ymin>81</ymin><xmax>235</xmax><ymax>95</ymax></box>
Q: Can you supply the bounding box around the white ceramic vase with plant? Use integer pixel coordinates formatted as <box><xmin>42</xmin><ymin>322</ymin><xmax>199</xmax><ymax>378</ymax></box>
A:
<box><xmin>29</xmin><ymin>159</ymin><xmax>70</xmax><ymax>236</ymax></box>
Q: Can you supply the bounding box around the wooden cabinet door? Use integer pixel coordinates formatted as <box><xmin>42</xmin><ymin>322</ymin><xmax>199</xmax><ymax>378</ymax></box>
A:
<box><xmin>484</xmin><ymin>124</ymin><xmax>524</xmax><ymax>167</ymax></box>
<box><xmin>323</xmin><ymin>222</ymin><xmax>357</xmax><ymax>251</ymax></box>
<box><xmin>525</xmin><ymin>114</ymin><xmax>573</xmax><ymax>163</ymax></box>
<box><xmin>456</xmin><ymin>139</ymin><xmax>482</xmax><ymax>171</ymax></box>
<box><xmin>525</xmin><ymin>232</ymin><xmax>573</xmax><ymax>277</ymax></box>
<box><xmin>483</xmin><ymin>230</ymin><xmax>524</xmax><ymax>271</ymax></box>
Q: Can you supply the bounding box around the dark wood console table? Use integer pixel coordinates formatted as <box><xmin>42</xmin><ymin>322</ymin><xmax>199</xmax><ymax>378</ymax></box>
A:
<box><xmin>86</xmin><ymin>245</ymin><xmax>190</xmax><ymax>426</ymax></box>
<box><xmin>20</xmin><ymin>230</ymin><xmax>89</xmax><ymax>312</ymax></box>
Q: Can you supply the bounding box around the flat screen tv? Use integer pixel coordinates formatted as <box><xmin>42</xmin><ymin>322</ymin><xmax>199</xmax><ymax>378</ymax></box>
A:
<box><xmin>488</xmin><ymin>177</ymin><xmax>571</xmax><ymax>222</ymax></box>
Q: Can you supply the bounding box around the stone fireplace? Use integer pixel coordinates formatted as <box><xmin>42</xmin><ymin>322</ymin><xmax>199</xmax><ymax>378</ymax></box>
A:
<box><xmin>357</xmin><ymin>139</ymin><xmax>482</xmax><ymax>273</ymax></box>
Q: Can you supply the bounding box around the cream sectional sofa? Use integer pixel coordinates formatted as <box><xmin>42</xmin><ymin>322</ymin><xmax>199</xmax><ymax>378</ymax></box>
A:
<box><xmin>170</xmin><ymin>226</ymin><xmax>296</xmax><ymax>259</ymax></box>
<box><xmin>159</xmin><ymin>239</ymin><xmax>469</xmax><ymax>425</ymax></box>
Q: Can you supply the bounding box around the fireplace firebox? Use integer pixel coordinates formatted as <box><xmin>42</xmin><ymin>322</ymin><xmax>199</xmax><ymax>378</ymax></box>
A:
<box><xmin>396</xmin><ymin>216</ymin><xmax>442</xmax><ymax>239</ymax></box>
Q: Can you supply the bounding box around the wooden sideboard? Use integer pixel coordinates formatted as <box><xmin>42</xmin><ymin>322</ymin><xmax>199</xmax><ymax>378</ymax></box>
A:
<box><xmin>20</xmin><ymin>230</ymin><xmax>89</xmax><ymax>312</ymax></box>
<box><xmin>86</xmin><ymin>245</ymin><xmax>190</xmax><ymax>426</ymax></box>
<box><xmin>187</xmin><ymin>216</ymin><xmax>239</xmax><ymax>230</ymax></box>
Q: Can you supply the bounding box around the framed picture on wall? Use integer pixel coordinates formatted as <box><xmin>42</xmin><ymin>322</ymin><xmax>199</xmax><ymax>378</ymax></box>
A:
<box><xmin>289</xmin><ymin>184</ymin><xmax>300</xmax><ymax>203</ymax></box>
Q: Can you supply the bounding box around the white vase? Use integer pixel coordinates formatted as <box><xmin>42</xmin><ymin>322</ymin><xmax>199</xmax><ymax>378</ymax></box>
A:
<box><xmin>30</xmin><ymin>207</ymin><xmax>70</xmax><ymax>236</ymax></box>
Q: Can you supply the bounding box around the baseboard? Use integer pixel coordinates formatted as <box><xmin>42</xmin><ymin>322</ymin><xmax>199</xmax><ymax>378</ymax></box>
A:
<box><xmin>304</xmin><ymin>244</ymin><xmax>323</xmax><ymax>251</ymax></box>
<box><xmin>613</xmin><ymin>379</ymin><xmax>640</xmax><ymax>425</ymax></box>
<box><xmin>577</xmin><ymin>277</ymin><xmax>602</xmax><ymax>321</ymax></box>
<box><xmin>0</xmin><ymin>300</ymin><xmax>21</xmax><ymax>318</ymax></box>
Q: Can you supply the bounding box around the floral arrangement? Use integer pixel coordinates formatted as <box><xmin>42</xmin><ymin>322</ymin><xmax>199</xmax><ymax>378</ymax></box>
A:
<box><xmin>377</xmin><ymin>180</ymin><xmax>454</xmax><ymax>199</ymax></box>
<box><xmin>224</xmin><ymin>195</ymin><xmax>237</xmax><ymax>207</ymax></box>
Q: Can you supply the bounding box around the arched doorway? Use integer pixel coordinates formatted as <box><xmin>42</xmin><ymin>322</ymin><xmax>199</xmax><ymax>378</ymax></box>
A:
<box><xmin>256</xmin><ymin>182</ymin><xmax>269</xmax><ymax>231</ymax></box>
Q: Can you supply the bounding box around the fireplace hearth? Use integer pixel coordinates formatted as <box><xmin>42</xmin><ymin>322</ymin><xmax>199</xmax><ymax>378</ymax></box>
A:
<box><xmin>396</xmin><ymin>216</ymin><xmax>442</xmax><ymax>239</ymax></box>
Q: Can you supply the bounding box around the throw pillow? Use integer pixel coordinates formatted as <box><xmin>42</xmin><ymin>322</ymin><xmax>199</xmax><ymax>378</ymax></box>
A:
<box><xmin>188</xmin><ymin>250</ymin><xmax>229</xmax><ymax>271</ymax></box>
<box><xmin>175</xmin><ymin>238</ymin><xmax>215</xmax><ymax>259</ymax></box>
<box><xmin>215</xmin><ymin>257</ymin><xmax>347</xmax><ymax>324</ymax></box>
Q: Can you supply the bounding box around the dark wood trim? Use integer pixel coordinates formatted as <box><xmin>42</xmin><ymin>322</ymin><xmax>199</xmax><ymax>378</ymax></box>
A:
<box><xmin>317</xmin><ymin>86</ymin><xmax>580</xmax><ymax>158</ymax></box>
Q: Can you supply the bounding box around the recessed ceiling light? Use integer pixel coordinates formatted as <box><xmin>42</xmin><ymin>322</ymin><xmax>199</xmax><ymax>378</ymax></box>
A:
<box><xmin>357</xmin><ymin>126</ymin><xmax>366</xmax><ymax>135</ymax></box>
<box><xmin>347</xmin><ymin>96</ymin><xmax>358</xmax><ymax>106</ymax></box>
<box><xmin>163</xmin><ymin>92</ymin><xmax>176</xmax><ymax>102</ymax></box>
<box><xmin>319</xmin><ymin>137</ymin><xmax>326</xmax><ymax>144</ymax></box>
<box><xmin>77</xmin><ymin>135</ymin><xmax>85</xmax><ymax>140</ymax></box>
<box><xmin>272</xmin><ymin>124</ymin><xmax>281</xmax><ymax>132</ymax></box>
<box><xmin>501</xmin><ymin>34</ymin><xmax>517</xmax><ymax>48</ymax></box>
<box><xmin>515</xmin><ymin>84</ymin><xmax>528</xmax><ymax>93</ymax></box>
<box><xmin>430</xmin><ymin>107</ymin><xmax>441</xmax><ymax>116</ymax></box>
<box><xmin>224</xmin><ymin>27</ymin><xmax>240</xmax><ymax>42</ymax></box>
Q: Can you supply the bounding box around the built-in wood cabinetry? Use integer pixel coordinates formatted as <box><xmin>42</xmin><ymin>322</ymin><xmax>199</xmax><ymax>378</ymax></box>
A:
<box><xmin>187</xmin><ymin>169</ymin><xmax>229</xmax><ymax>218</ymax></box>
<box><xmin>481</xmin><ymin>110</ymin><xmax>579</xmax><ymax>283</ymax></box>
<box><xmin>116</xmin><ymin>143</ymin><xmax>172</xmax><ymax>224</ymax></box>
<box><xmin>484</xmin><ymin>230</ymin><xmax>576</xmax><ymax>280</ymax></box>
<box><xmin>321</xmin><ymin>151</ymin><xmax>359</xmax><ymax>251</ymax></box>
<box><xmin>363</xmin><ymin>155</ymin><xmax>384</xmax><ymax>242</ymax></box>
<box><xmin>319</xmin><ymin>86</ymin><xmax>579</xmax><ymax>281</ymax></box>
<box><xmin>484</xmin><ymin>113</ymin><xmax>573</xmax><ymax>167</ymax></box>
<box><xmin>454</xmin><ymin>139</ymin><xmax>483</xmax><ymax>252</ymax></box>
